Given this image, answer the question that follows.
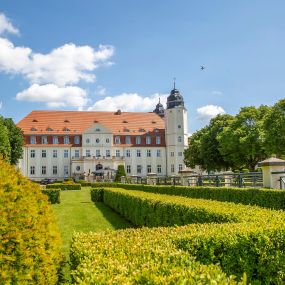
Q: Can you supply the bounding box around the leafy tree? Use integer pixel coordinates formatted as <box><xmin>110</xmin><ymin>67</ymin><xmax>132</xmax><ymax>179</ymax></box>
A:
<box><xmin>115</xmin><ymin>165</ymin><xmax>126</xmax><ymax>182</ymax></box>
<box><xmin>218</xmin><ymin>106</ymin><xmax>270</xmax><ymax>171</ymax></box>
<box><xmin>184</xmin><ymin>114</ymin><xmax>233</xmax><ymax>172</ymax></box>
<box><xmin>0</xmin><ymin>117</ymin><xmax>11</xmax><ymax>161</ymax></box>
<box><xmin>263</xmin><ymin>99</ymin><xmax>285</xmax><ymax>157</ymax></box>
<box><xmin>200</xmin><ymin>114</ymin><xmax>233</xmax><ymax>172</ymax></box>
<box><xmin>3</xmin><ymin>118</ymin><xmax>24</xmax><ymax>165</ymax></box>
<box><xmin>184</xmin><ymin>127</ymin><xmax>208</xmax><ymax>170</ymax></box>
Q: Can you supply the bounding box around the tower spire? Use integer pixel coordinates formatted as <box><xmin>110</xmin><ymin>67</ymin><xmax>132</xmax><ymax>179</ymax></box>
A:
<box><xmin>173</xmin><ymin>77</ymin><xmax>176</xmax><ymax>89</ymax></box>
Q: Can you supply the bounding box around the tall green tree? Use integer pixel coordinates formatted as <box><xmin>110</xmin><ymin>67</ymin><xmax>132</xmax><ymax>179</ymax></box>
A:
<box><xmin>200</xmin><ymin>114</ymin><xmax>233</xmax><ymax>172</ymax></box>
<box><xmin>218</xmin><ymin>106</ymin><xmax>270</xmax><ymax>171</ymax></box>
<box><xmin>184</xmin><ymin>114</ymin><xmax>233</xmax><ymax>172</ymax></box>
<box><xmin>0</xmin><ymin>117</ymin><xmax>11</xmax><ymax>161</ymax></box>
<box><xmin>263</xmin><ymin>99</ymin><xmax>285</xmax><ymax>157</ymax></box>
<box><xmin>115</xmin><ymin>165</ymin><xmax>127</xmax><ymax>182</ymax></box>
<box><xmin>3</xmin><ymin>118</ymin><xmax>24</xmax><ymax>165</ymax></box>
<box><xmin>184</xmin><ymin>127</ymin><xmax>207</xmax><ymax>170</ymax></box>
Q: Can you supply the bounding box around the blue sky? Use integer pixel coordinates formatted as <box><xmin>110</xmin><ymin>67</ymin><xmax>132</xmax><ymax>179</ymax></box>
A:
<box><xmin>0</xmin><ymin>1</ymin><xmax>284</xmax><ymax>133</ymax></box>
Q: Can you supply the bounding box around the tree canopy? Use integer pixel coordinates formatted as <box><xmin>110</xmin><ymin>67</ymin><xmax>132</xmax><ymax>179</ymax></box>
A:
<box><xmin>184</xmin><ymin>105</ymin><xmax>272</xmax><ymax>172</ymax></box>
<box><xmin>0</xmin><ymin>116</ymin><xmax>24</xmax><ymax>164</ymax></box>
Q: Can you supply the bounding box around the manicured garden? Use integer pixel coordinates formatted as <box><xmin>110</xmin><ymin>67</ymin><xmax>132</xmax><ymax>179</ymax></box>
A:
<box><xmin>2</xmin><ymin>163</ymin><xmax>285</xmax><ymax>284</ymax></box>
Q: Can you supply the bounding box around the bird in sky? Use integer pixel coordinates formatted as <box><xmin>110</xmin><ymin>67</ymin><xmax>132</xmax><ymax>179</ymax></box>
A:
<box><xmin>200</xmin><ymin>65</ymin><xmax>205</xmax><ymax>70</ymax></box>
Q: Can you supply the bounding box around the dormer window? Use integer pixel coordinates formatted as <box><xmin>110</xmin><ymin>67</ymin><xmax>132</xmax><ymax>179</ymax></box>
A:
<box><xmin>115</xmin><ymin>136</ymin><xmax>120</xmax><ymax>144</ymax></box>
<box><xmin>63</xmin><ymin>127</ymin><xmax>70</xmax><ymax>132</ymax></box>
<box><xmin>64</xmin><ymin>119</ymin><xmax>70</xmax><ymax>123</ymax></box>
<box><xmin>32</xmin><ymin>119</ymin><xmax>38</xmax><ymax>122</ymax></box>
<box><xmin>146</xmin><ymin>136</ymin><xmax>151</xmax><ymax>145</ymax></box>
<box><xmin>136</xmin><ymin>136</ymin><xmax>141</xmax><ymax>144</ymax></box>
<box><xmin>95</xmin><ymin>128</ymin><xmax>101</xmax><ymax>132</ymax></box>
<box><xmin>30</xmin><ymin>136</ymin><xmax>36</xmax><ymax>144</ymax></box>
<box><xmin>123</xmin><ymin>120</ymin><xmax>128</xmax><ymax>123</ymax></box>
<box><xmin>46</xmin><ymin>127</ymin><xmax>53</xmax><ymax>132</ymax></box>
<box><xmin>30</xmin><ymin>127</ymin><xmax>37</xmax><ymax>131</ymax></box>
<box><xmin>64</xmin><ymin>136</ymin><xmax>70</xmax><ymax>144</ymax></box>
<box><xmin>41</xmin><ymin>136</ymin><xmax>48</xmax><ymax>144</ymax></box>
<box><xmin>74</xmin><ymin>136</ymin><xmax>80</xmax><ymax>144</ymax></box>
<box><xmin>139</xmin><ymin>128</ymin><xmax>145</xmax><ymax>132</ymax></box>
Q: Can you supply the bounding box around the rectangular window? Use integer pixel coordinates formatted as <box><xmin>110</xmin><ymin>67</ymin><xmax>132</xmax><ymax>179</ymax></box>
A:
<box><xmin>86</xmin><ymin>150</ymin><xmax>91</xmax><ymax>157</ymax></box>
<box><xmin>157</xmin><ymin>164</ymin><xmax>161</xmax><ymax>173</ymax></box>
<box><xmin>30</xmin><ymin>136</ymin><xmax>36</xmax><ymax>144</ymax></box>
<box><xmin>30</xmin><ymin>166</ymin><xmax>35</xmax><ymax>175</ymax></box>
<box><xmin>147</xmin><ymin>149</ymin><xmax>151</xmax><ymax>157</ymax></box>
<box><xmin>96</xmin><ymin>150</ymin><xmax>101</xmax><ymax>157</ymax></box>
<box><xmin>53</xmin><ymin>150</ymin><xmax>57</xmax><ymax>158</ymax></box>
<box><xmin>64</xmin><ymin>136</ymin><xmax>70</xmax><ymax>144</ymax></box>
<box><xmin>64</xmin><ymin>150</ymin><xmax>69</xmax><ymax>158</ymax></box>
<box><xmin>106</xmin><ymin>149</ymin><xmax>110</xmax><ymax>157</ymax></box>
<box><xmin>126</xmin><ymin>165</ymin><xmax>131</xmax><ymax>174</ymax></box>
<box><xmin>147</xmin><ymin>165</ymin><xmax>151</xmax><ymax>173</ymax></box>
<box><xmin>74</xmin><ymin>150</ymin><xmax>80</xmax><ymax>158</ymax></box>
<box><xmin>126</xmin><ymin>149</ymin><xmax>131</xmax><ymax>157</ymax></box>
<box><xmin>42</xmin><ymin>166</ymin><xmax>46</xmax><ymax>175</ymax></box>
<box><xmin>156</xmin><ymin>136</ymin><xmax>161</xmax><ymax>145</ymax></box>
<box><xmin>115</xmin><ymin>136</ymin><xmax>121</xmax><ymax>144</ymax></box>
<box><xmin>178</xmin><ymin>136</ymin><xmax>182</xmax><ymax>143</ymax></box>
<box><xmin>41</xmin><ymin>136</ymin><xmax>48</xmax><ymax>144</ymax></box>
<box><xmin>74</xmin><ymin>135</ymin><xmax>80</xmax><ymax>144</ymax></box>
<box><xmin>53</xmin><ymin>166</ymin><xmax>57</xmax><ymax>175</ymax></box>
<box><xmin>178</xmin><ymin>152</ymin><xmax>183</xmax><ymax>157</ymax></box>
<box><xmin>116</xmin><ymin>150</ymin><xmax>120</xmax><ymax>157</ymax></box>
<box><xmin>170</xmin><ymin>151</ymin><xmax>174</xmax><ymax>157</ymax></box>
<box><xmin>136</xmin><ymin>136</ymin><xmax>141</xmax><ymax>144</ymax></box>
<box><xmin>157</xmin><ymin>149</ymin><xmax>161</xmax><ymax>157</ymax></box>
<box><xmin>125</xmin><ymin>136</ymin><xmax>131</xmax><ymax>144</ymax></box>
<box><xmin>64</xmin><ymin>165</ymin><xmax>69</xmax><ymax>176</ymax></box>
<box><xmin>171</xmin><ymin>164</ymin><xmax>175</xmax><ymax>173</ymax></box>
<box><xmin>137</xmin><ymin>165</ymin><xmax>142</xmax><ymax>174</ymax></box>
<box><xmin>53</xmin><ymin>136</ymin><xmax>58</xmax><ymax>144</ymax></box>
<box><xmin>146</xmin><ymin>136</ymin><xmax>151</xmax><ymax>145</ymax></box>
<box><xmin>42</xmin><ymin>150</ymin><xmax>46</xmax><ymax>158</ymax></box>
<box><xmin>30</xmin><ymin>149</ymin><xmax>35</xmax><ymax>158</ymax></box>
<box><xmin>179</xmin><ymin>164</ymin><xmax>183</xmax><ymax>171</ymax></box>
<box><xmin>137</xmin><ymin>149</ymin><xmax>141</xmax><ymax>157</ymax></box>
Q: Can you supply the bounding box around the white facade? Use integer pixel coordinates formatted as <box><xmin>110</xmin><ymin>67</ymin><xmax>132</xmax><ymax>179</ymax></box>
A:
<box><xmin>18</xmin><ymin>87</ymin><xmax>188</xmax><ymax>181</ymax></box>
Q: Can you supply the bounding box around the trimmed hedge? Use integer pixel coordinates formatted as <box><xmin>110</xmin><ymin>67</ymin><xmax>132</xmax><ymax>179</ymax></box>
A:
<box><xmin>82</xmin><ymin>187</ymin><xmax>285</xmax><ymax>283</ymax></box>
<box><xmin>46</xmin><ymin>183</ymin><xmax>81</xmax><ymax>190</ymax></box>
<box><xmin>92</xmin><ymin>183</ymin><xmax>285</xmax><ymax>210</ymax></box>
<box><xmin>0</xmin><ymin>160</ymin><xmax>62</xmax><ymax>284</ymax></box>
<box><xmin>90</xmin><ymin>188</ymin><xmax>104</xmax><ymax>202</ymax></box>
<box><xmin>42</xmin><ymin>189</ymin><xmax>60</xmax><ymax>204</ymax></box>
<box><xmin>71</xmin><ymin>230</ymin><xmax>243</xmax><ymax>284</ymax></box>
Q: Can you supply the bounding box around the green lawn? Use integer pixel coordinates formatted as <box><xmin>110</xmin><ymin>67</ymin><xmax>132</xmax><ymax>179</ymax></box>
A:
<box><xmin>52</xmin><ymin>187</ymin><xmax>132</xmax><ymax>255</ymax></box>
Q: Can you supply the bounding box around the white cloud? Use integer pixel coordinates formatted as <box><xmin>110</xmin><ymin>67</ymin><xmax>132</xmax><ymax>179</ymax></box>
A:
<box><xmin>16</xmin><ymin>84</ymin><xmax>89</xmax><ymax>109</ymax></box>
<box><xmin>88</xmin><ymin>93</ymin><xmax>168</xmax><ymax>112</ymax></box>
<box><xmin>197</xmin><ymin>105</ymin><xmax>226</xmax><ymax>120</ymax></box>
<box><xmin>212</xmin><ymin>90</ymin><xmax>223</xmax><ymax>96</ymax></box>
<box><xmin>0</xmin><ymin>13</ymin><xmax>19</xmax><ymax>35</ymax></box>
<box><xmin>0</xmin><ymin>38</ymin><xmax>115</xmax><ymax>86</ymax></box>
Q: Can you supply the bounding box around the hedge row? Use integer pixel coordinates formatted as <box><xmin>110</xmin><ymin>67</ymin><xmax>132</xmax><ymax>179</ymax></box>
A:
<box><xmin>42</xmin><ymin>189</ymin><xmax>60</xmax><ymax>204</ymax></box>
<box><xmin>83</xmin><ymin>187</ymin><xmax>285</xmax><ymax>283</ymax></box>
<box><xmin>71</xmin><ymin>229</ymin><xmax>243</xmax><ymax>284</ymax></box>
<box><xmin>92</xmin><ymin>183</ymin><xmax>285</xmax><ymax>210</ymax></box>
<box><xmin>0</xmin><ymin>160</ymin><xmax>62</xmax><ymax>284</ymax></box>
<box><xmin>46</xmin><ymin>183</ymin><xmax>81</xmax><ymax>190</ymax></box>
<box><xmin>90</xmin><ymin>188</ymin><xmax>104</xmax><ymax>202</ymax></box>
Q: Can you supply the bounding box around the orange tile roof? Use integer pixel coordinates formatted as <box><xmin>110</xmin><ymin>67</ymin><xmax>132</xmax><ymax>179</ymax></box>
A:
<box><xmin>17</xmin><ymin>110</ymin><xmax>165</xmax><ymax>135</ymax></box>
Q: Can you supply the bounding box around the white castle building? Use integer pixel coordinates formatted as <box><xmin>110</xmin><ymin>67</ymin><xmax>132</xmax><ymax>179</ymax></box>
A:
<box><xmin>17</xmin><ymin>86</ymin><xmax>188</xmax><ymax>181</ymax></box>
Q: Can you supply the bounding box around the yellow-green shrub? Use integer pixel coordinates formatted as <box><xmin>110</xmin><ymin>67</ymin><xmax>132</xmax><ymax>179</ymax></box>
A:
<box><xmin>82</xmin><ymin>187</ymin><xmax>285</xmax><ymax>283</ymax></box>
<box><xmin>46</xmin><ymin>183</ymin><xmax>81</xmax><ymax>190</ymax></box>
<box><xmin>0</xmin><ymin>160</ymin><xmax>62</xmax><ymax>284</ymax></box>
<box><xmin>93</xmin><ymin>183</ymin><xmax>285</xmax><ymax>210</ymax></box>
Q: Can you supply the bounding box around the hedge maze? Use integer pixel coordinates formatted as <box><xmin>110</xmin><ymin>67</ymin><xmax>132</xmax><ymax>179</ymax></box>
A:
<box><xmin>70</xmin><ymin>186</ymin><xmax>285</xmax><ymax>284</ymax></box>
